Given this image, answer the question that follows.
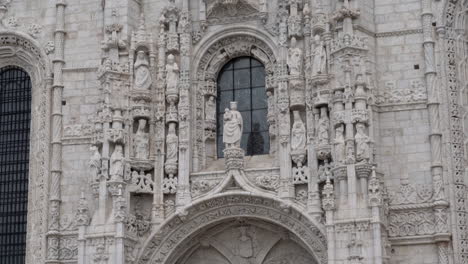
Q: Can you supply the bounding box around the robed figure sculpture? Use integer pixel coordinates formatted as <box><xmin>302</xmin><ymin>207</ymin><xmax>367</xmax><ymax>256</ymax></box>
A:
<box><xmin>223</xmin><ymin>101</ymin><xmax>243</xmax><ymax>148</ymax></box>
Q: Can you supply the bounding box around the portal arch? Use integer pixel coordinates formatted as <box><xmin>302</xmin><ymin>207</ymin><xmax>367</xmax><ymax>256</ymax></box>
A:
<box><xmin>136</xmin><ymin>193</ymin><xmax>327</xmax><ymax>264</ymax></box>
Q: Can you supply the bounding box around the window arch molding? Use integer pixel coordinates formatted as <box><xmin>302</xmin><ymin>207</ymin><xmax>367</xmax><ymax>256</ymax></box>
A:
<box><xmin>191</xmin><ymin>30</ymin><xmax>278</xmax><ymax>170</ymax></box>
<box><xmin>0</xmin><ymin>30</ymin><xmax>52</xmax><ymax>263</ymax></box>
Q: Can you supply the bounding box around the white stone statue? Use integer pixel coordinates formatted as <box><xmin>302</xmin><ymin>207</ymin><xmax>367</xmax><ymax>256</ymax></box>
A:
<box><xmin>287</xmin><ymin>37</ymin><xmax>303</xmax><ymax>76</ymax></box>
<box><xmin>333</xmin><ymin>124</ymin><xmax>346</xmax><ymax>164</ymax></box>
<box><xmin>166</xmin><ymin>54</ymin><xmax>179</xmax><ymax>93</ymax></box>
<box><xmin>223</xmin><ymin>101</ymin><xmax>243</xmax><ymax>148</ymax></box>
<box><xmin>110</xmin><ymin>145</ymin><xmax>124</xmax><ymax>180</ymax></box>
<box><xmin>205</xmin><ymin>96</ymin><xmax>216</xmax><ymax>121</ymax></box>
<box><xmin>355</xmin><ymin>123</ymin><xmax>370</xmax><ymax>162</ymax></box>
<box><xmin>134</xmin><ymin>119</ymin><xmax>149</xmax><ymax>159</ymax></box>
<box><xmin>166</xmin><ymin>122</ymin><xmax>178</xmax><ymax>165</ymax></box>
<box><xmin>266</xmin><ymin>91</ymin><xmax>274</xmax><ymax>113</ymax></box>
<box><xmin>312</xmin><ymin>34</ymin><xmax>327</xmax><ymax>75</ymax></box>
<box><xmin>134</xmin><ymin>51</ymin><xmax>152</xmax><ymax>90</ymax></box>
<box><xmin>318</xmin><ymin>114</ymin><xmax>329</xmax><ymax>145</ymax></box>
<box><xmin>291</xmin><ymin>111</ymin><xmax>306</xmax><ymax>152</ymax></box>
<box><xmin>89</xmin><ymin>145</ymin><xmax>101</xmax><ymax>181</ymax></box>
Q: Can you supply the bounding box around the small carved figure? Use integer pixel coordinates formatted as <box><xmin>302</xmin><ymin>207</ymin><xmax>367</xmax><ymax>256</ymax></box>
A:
<box><xmin>166</xmin><ymin>123</ymin><xmax>178</xmax><ymax>168</ymax></box>
<box><xmin>134</xmin><ymin>51</ymin><xmax>152</xmax><ymax>90</ymax></box>
<box><xmin>333</xmin><ymin>124</ymin><xmax>346</xmax><ymax>164</ymax></box>
<box><xmin>223</xmin><ymin>102</ymin><xmax>243</xmax><ymax>148</ymax></box>
<box><xmin>205</xmin><ymin>96</ymin><xmax>216</xmax><ymax>121</ymax></box>
<box><xmin>355</xmin><ymin>123</ymin><xmax>370</xmax><ymax>162</ymax></box>
<box><xmin>312</xmin><ymin>34</ymin><xmax>327</xmax><ymax>75</ymax></box>
<box><xmin>317</xmin><ymin>113</ymin><xmax>329</xmax><ymax>145</ymax></box>
<box><xmin>291</xmin><ymin>111</ymin><xmax>306</xmax><ymax>152</ymax></box>
<box><xmin>236</xmin><ymin>226</ymin><xmax>254</xmax><ymax>259</ymax></box>
<box><xmin>287</xmin><ymin>37</ymin><xmax>303</xmax><ymax>76</ymax></box>
<box><xmin>134</xmin><ymin>119</ymin><xmax>149</xmax><ymax>159</ymax></box>
<box><xmin>110</xmin><ymin>145</ymin><xmax>124</xmax><ymax>180</ymax></box>
<box><xmin>166</xmin><ymin>54</ymin><xmax>179</xmax><ymax>93</ymax></box>
<box><xmin>89</xmin><ymin>145</ymin><xmax>101</xmax><ymax>181</ymax></box>
<box><xmin>266</xmin><ymin>91</ymin><xmax>275</xmax><ymax>114</ymax></box>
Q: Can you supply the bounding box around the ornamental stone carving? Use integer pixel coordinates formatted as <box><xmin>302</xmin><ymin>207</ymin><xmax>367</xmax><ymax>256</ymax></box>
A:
<box><xmin>89</xmin><ymin>146</ymin><xmax>101</xmax><ymax>182</ymax></box>
<box><xmin>355</xmin><ymin>123</ymin><xmax>370</xmax><ymax>163</ymax></box>
<box><xmin>134</xmin><ymin>51</ymin><xmax>152</xmax><ymax>90</ymax></box>
<box><xmin>312</xmin><ymin>34</ymin><xmax>327</xmax><ymax>75</ymax></box>
<box><xmin>223</xmin><ymin>101</ymin><xmax>243</xmax><ymax>148</ymax></box>
<box><xmin>287</xmin><ymin>37</ymin><xmax>303</xmax><ymax>76</ymax></box>
<box><xmin>110</xmin><ymin>145</ymin><xmax>125</xmax><ymax>181</ymax></box>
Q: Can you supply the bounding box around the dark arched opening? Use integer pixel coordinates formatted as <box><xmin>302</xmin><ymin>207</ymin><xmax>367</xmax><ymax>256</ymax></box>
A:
<box><xmin>216</xmin><ymin>57</ymin><xmax>270</xmax><ymax>157</ymax></box>
<box><xmin>0</xmin><ymin>66</ymin><xmax>31</xmax><ymax>264</ymax></box>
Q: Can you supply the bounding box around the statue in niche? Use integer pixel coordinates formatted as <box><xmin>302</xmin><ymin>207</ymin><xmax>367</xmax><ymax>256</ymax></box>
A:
<box><xmin>266</xmin><ymin>91</ymin><xmax>275</xmax><ymax>113</ymax></box>
<box><xmin>312</xmin><ymin>34</ymin><xmax>327</xmax><ymax>75</ymax></box>
<box><xmin>89</xmin><ymin>145</ymin><xmax>101</xmax><ymax>182</ymax></box>
<box><xmin>134</xmin><ymin>51</ymin><xmax>152</xmax><ymax>90</ymax></box>
<box><xmin>134</xmin><ymin>119</ymin><xmax>149</xmax><ymax>159</ymax></box>
<box><xmin>333</xmin><ymin>124</ymin><xmax>346</xmax><ymax>164</ymax></box>
<box><xmin>236</xmin><ymin>226</ymin><xmax>255</xmax><ymax>259</ymax></box>
<box><xmin>287</xmin><ymin>37</ymin><xmax>302</xmax><ymax>76</ymax></box>
<box><xmin>110</xmin><ymin>145</ymin><xmax>125</xmax><ymax>181</ymax></box>
<box><xmin>166</xmin><ymin>122</ymin><xmax>179</xmax><ymax>168</ymax></box>
<box><xmin>355</xmin><ymin>123</ymin><xmax>370</xmax><ymax>162</ymax></box>
<box><xmin>317</xmin><ymin>113</ymin><xmax>329</xmax><ymax>145</ymax></box>
<box><xmin>165</xmin><ymin>54</ymin><xmax>179</xmax><ymax>94</ymax></box>
<box><xmin>223</xmin><ymin>101</ymin><xmax>243</xmax><ymax>148</ymax></box>
<box><xmin>205</xmin><ymin>96</ymin><xmax>216</xmax><ymax>121</ymax></box>
<box><xmin>291</xmin><ymin>111</ymin><xmax>306</xmax><ymax>152</ymax></box>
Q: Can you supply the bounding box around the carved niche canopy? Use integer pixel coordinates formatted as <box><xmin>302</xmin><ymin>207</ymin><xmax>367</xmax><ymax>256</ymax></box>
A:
<box><xmin>205</xmin><ymin>0</ymin><xmax>260</xmax><ymax>22</ymax></box>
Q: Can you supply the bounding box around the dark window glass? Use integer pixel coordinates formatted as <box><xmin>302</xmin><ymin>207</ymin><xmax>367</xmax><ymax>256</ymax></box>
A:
<box><xmin>216</xmin><ymin>57</ymin><xmax>270</xmax><ymax>157</ymax></box>
<box><xmin>0</xmin><ymin>66</ymin><xmax>31</xmax><ymax>264</ymax></box>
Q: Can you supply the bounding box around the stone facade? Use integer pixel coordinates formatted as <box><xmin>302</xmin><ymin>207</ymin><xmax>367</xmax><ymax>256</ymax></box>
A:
<box><xmin>1</xmin><ymin>0</ymin><xmax>467</xmax><ymax>263</ymax></box>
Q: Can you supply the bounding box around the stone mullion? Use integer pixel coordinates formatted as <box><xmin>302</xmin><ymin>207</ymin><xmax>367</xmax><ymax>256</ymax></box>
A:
<box><xmin>153</xmin><ymin>31</ymin><xmax>166</xmax><ymax>224</ymax></box>
<box><xmin>47</xmin><ymin>1</ymin><xmax>66</xmax><ymax>263</ymax></box>
<box><xmin>176</xmin><ymin>10</ymin><xmax>192</xmax><ymax>208</ymax></box>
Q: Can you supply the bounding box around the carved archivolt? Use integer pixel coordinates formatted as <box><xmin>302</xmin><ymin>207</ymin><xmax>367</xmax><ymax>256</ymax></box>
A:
<box><xmin>136</xmin><ymin>193</ymin><xmax>327</xmax><ymax>264</ymax></box>
<box><xmin>0</xmin><ymin>30</ymin><xmax>51</xmax><ymax>264</ymax></box>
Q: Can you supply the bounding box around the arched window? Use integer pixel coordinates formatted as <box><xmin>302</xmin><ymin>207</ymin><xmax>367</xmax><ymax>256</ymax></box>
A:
<box><xmin>216</xmin><ymin>57</ymin><xmax>269</xmax><ymax>158</ymax></box>
<box><xmin>0</xmin><ymin>67</ymin><xmax>31</xmax><ymax>263</ymax></box>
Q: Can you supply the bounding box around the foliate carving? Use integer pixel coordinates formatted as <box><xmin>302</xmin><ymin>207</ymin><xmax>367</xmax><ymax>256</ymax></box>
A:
<box><xmin>224</xmin><ymin>147</ymin><xmax>245</xmax><ymax>170</ymax></box>
<box><xmin>376</xmin><ymin>80</ymin><xmax>427</xmax><ymax>105</ymax></box>
<box><xmin>191</xmin><ymin>179</ymin><xmax>221</xmax><ymax>197</ymax></box>
<box><xmin>322</xmin><ymin>176</ymin><xmax>335</xmax><ymax>211</ymax></box>
<box><xmin>368</xmin><ymin>168</ymin><xmax>382</xmax><ymax>206</ymax></box>
<box><xmin>388</xmin><ymin>209</ymin><xmax>435</xmax><ymax>237</ymax></box>
<box><xmin>331</xmin><ymin>6</ymin><xmax>360</xmax><ymax>21</ymax></box>
<box><xmin>330</xmin><ymin>35</ymin><xmax>367</xmax><ymax>54</ymax></box>
<box><xmin>45</xmin><ymin>41</ymin><xmax>55</xmax><ymax>55</ymax></box>
<box><xmin>388</xmin><ymin>182</ymin><xmax>433</xmax><ymax>205</ymax></box>
<box><xmin>162</xmin><ymin>175</ymin><xmax>178</xmax><ymax>194</ymax></box>
<box><xmin>205</xmin><ymin>0</ymin><xmax>261</xmax><ymax>24</ymax></box>
<box><xmin>93</xmin><ymin>241</ymin><xmax>109</xmax><ymax>264</ymax></box>
<box><xmin>293</xmin><ymin>166</ymin><xmax>309</xmax><ymax>185</ymax></box>
<box><xmin>75</xmin><ymin>192</ymin><xmax>90</xmax><ymax>226</ymax></box>
<box><xmin>130</xmin><ymin>171</ymin><xmax>154</xmax><ymax>193</ymax></box>
<box><xmin>114</xmin><ymin>190</ymin><xmax>127</xmax><ymax>223</ymax></box>
<box><xmin>27</xmin><ymin>23</ymin><xmax>42</xmax><ymax>38</ymax></box>
<box><xmin>254</xmin><ymin>174</ymin><xmax>279</xmax><ymax>191</ymax></box>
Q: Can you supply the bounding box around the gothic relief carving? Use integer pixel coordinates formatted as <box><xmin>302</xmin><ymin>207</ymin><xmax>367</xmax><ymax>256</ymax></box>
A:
<box><xmin>205</xmin><ymin>0</ymin><xmax>262</xmax><ymax>23</ymax></box>
<box><xmin>354</xmin><ymin>123</ymin><xmax>370</xmax><ymax>163</ymax></box>
<box><xmin>287</xmin><ymin>37</ymin><xmax>303</xmax><ymax>76</ymax></box>
<box><xmin>312</xmin><ymin>34</ymin><xmax>327</xmax><ymax>76</ymax></box>
<box><xmin>110</xmin><ymin>145</ymin><xmax>125</xmax><ymax>181</ymax></box>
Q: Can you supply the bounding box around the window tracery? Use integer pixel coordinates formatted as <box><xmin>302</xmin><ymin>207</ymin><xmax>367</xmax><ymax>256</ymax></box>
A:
<box><xmin>216</xmin><ymin>57</ymin><xmax>270</xmax><ymax>157</ymax></box>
